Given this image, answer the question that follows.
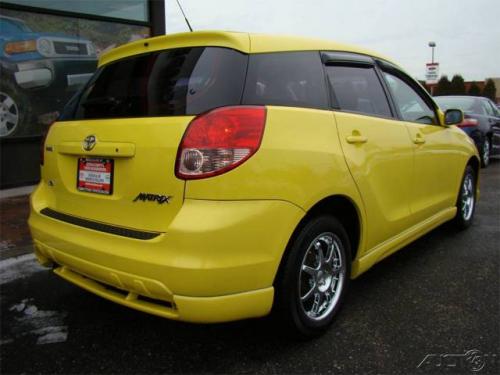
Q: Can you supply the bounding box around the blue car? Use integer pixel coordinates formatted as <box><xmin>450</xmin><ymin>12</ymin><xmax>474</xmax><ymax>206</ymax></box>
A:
<box><xmin>0</xmin><ymin>15</ymin><xmax>97</xmax><ymax>137</ymax></box>
<box><xmin>435</xmin><ymin>95</ymin><xmax>500</xmax><ymax>168</ymax></box>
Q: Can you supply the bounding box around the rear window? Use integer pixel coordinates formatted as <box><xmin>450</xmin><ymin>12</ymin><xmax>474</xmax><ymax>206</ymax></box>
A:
<box><xmin>60</xmin><ymin>48</ymin><xmax>330</xmax><ymax>120</ymax></box>
<box><xmin>64</xmin><ymin>47</ymin><xmax>248</xmax><ymax>119</ymax></box>
<box><xmin>242</xmin><ymin>52</ymin><xmax>329</xmax><ymax>110</ymax></box>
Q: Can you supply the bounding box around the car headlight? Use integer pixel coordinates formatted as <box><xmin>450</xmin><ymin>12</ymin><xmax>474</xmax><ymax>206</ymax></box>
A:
<box><xmin>37</xmin><ymin>38</ymin><xmax>53</xmax><ymax>57</ymax></box>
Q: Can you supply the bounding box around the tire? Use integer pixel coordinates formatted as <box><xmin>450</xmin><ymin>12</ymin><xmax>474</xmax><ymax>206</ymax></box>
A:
<box><xmin>0</xmin><ymin>79</ymin><xmax>32</xmax><ymax>137</ymax></box>
<box><xmin>273</xmin><ymin>215</ymin><xmax>351</xmax><ymax>339</ymax></box>
<box><xmin>480</xmin><ymin>137</ymin><xmax>491</xmax><ymax>168</ymax></box>
<box><xmin>453</xmin><ymin>165</ymin><xmax>477</xmax><ymax>230</ymax></box>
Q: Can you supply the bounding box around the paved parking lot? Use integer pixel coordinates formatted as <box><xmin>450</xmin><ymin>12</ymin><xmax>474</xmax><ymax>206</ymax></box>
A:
<box><xmin>1</xmin><ymin>160</ymin><xmax>499</xmax><ymax>374</ymax></box>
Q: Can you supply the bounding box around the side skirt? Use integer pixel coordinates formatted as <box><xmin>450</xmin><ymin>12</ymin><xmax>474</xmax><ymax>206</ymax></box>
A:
<box><xmin>351</xmin><ymin>207</ymin><xmax>457</xmax><ymax>278</ymax></box>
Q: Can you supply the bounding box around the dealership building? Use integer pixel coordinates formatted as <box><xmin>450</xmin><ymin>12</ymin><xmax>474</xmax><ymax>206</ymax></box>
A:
<box><xmin>0</xmin><ymin>0</ymin><xmax>165</xmax><ymax>188</ymax></box>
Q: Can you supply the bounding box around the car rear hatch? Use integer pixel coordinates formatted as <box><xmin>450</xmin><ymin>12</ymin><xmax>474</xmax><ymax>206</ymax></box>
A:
<box><xmin>41</xmin><ymin>43</ymin><xmax>249</xmax><ymax>233</ymax></box>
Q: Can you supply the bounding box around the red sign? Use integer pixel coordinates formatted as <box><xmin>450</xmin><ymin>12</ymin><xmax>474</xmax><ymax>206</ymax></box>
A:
<box><xmin>77</xmin><ymin>158</ymin><xmax>113</xmax><ymax>195</ymax></box>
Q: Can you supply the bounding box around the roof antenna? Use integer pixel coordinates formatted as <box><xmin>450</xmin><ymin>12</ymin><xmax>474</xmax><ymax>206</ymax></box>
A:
<box><xmin>175</xmin><ymin>0</ymin><xmax>193</xmax><ymax>32</ymax></box>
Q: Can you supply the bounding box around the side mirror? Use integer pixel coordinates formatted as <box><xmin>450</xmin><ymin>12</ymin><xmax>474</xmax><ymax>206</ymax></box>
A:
<box><xmin>444</xmin><ymin>109</ymin><xmax>464</xmax><ymax>126</ymax></box>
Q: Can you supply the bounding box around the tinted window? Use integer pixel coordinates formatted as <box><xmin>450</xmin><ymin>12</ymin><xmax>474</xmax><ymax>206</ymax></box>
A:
<box><xmin>383</xmin><ymin>73</ymin><xmax>437</xmax><ymax>124</ymax></box>
<box><xmin>325</xmin><ymin>66</ymin><xmax>392</xmax><ymax>117</ymax></box>
<box><xmin>69</xmin><ymin>47</ymin><xmax>247</xmax><ymax>120</ymax></box>
<box><xmin>242</xmin><ymin>52</ymin><xmax>328</xmax><ymax>109</ymax></box>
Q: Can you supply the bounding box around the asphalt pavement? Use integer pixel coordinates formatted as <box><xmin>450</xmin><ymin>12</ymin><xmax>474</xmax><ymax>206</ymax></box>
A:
<box><xmin>1</xmin><ymin>160</ymin><xmax>499</xmax><ymax>374</ymax></box>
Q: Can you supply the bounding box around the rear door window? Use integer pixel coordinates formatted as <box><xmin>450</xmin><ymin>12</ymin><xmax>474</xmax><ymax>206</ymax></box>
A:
<box><xmin>242</xmin><ymin>52</ymin><xmax>329</xmax><ymax>110</ymax></box>
<box><xmin>325</xmin><ymin>65</ymin><xmax>392</xmax><ymax>118</ymax></box>
<box><xmin>68</xmin><ymin>47</ymin><xmax>248</xmax><ymax>120</ymax></box>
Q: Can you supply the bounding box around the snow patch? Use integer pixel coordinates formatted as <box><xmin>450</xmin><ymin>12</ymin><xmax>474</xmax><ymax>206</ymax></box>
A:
<box><xmin>32</xmin><ymin>326</ymin><xmax>68</xmax><ymax>345</ymax></box>
<box><xmin>0</xmin><ymin>254</ymin><xmax>46</xmax><ymax>285</ymax></box>
<box><xmin>2</xmin><ymin>298</ymin><xmax>68</xmax><ymax>346</ymax></box>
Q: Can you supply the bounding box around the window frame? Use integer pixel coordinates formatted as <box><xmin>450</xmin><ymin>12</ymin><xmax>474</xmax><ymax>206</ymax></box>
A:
<box><xmin>320</xmin><ymin>51</ymin><xmax>396</xmax><ymax>120</ymax></box>
<box><xmin>376</xmin><ymin>60</ymin><xmax>442</xmax><ymax>126</ymax></box>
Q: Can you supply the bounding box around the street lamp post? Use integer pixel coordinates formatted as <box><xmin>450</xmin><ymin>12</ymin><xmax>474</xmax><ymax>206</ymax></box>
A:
<box><xmin>429</xmin><ymin>41</ymin><xmax>436</xmax><ymax>64</ymax></box>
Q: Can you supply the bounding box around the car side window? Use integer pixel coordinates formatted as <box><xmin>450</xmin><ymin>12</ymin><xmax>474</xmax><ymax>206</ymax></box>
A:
<box><xmin>383</xmin><ymin>72</ymin><xmax>438</xmax><ymax>125</ymax></box>
<box><xmin>325</xmin><ymin>65</ymin><xmax>392</xmax><ymax>118</ymax></box>
<box><xmin>242</xmin><ymin>52</ymin><xmax>329</xmax><ymax>110</ymax></box>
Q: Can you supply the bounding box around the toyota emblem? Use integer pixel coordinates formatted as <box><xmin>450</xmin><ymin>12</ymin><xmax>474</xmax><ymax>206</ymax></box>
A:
<box><xmin>83</xmin><ymin>135</ymin><xmax>96</xmax><ymax>151</ymax></box>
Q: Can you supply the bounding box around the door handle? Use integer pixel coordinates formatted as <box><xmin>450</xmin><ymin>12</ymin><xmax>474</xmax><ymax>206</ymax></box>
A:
<box><xmin>346</xmin><ymin>135</ymin><xmax>368</xmax><ymax>144</ymax></box>
<box><xmin>413</xmin><ymin>134</ymin><xmax>426</xmax><ymax>144</ymax></box>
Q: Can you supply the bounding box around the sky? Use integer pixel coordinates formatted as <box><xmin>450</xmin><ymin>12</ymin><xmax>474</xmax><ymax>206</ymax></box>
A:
<box><xmin>165</xmin><ymin>0</ymin><xmax>500</xmax><ymax>82</ymax></box>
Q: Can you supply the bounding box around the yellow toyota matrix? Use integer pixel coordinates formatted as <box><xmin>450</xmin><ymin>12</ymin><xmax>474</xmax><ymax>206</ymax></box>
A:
<box><xmin>29</xmin><ymin>31</ymin><xmax>479</xmax><ymax>337</ymax></box>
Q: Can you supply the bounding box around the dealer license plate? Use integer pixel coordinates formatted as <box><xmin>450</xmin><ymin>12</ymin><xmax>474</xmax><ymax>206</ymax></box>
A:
<box><xmin>77</xmin><ymin>158</ymin><xmax>114</xmax><ymax>195</ymax></box>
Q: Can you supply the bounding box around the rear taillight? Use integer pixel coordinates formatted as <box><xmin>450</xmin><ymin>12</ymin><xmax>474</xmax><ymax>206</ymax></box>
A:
<box><xmin>176</xmin><ymin>106</ymin><xmax>266</xmax><ymax>179</ymax></box>
<box><xmin>456</xmin><ymin>118</ymin><xmax>478</xmax><ymax>128</ymax></box>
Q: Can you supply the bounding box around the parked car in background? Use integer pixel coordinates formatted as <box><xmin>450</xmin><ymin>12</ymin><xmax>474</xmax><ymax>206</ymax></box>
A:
<box><xmin>434</xmin><ymin>96</ymin><xmax>500</xmax><ymax>167</ymax></box>
<box><xmin>0</xmin><ymin>15</ymin><xmax>97</xmax><ymax>137</ymax></box>
<box><xmin>30</xmin><ymin>31</ymin><xmax>479</xmax><ymax>338</ymax></box>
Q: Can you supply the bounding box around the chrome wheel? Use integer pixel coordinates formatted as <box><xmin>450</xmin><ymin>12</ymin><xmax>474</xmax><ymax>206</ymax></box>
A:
<box><xmin>461</xmin><ymin>172</ymin><xmax>475</xmax><ymax>221</ymax></box>
<box><xmin>482</xmin><ymin>140</ymin><xmax>490</xmax><ymax>166</ymax></box>
<box><xmin>0</xmin><ymin>91</ymin><xmax>19</xmax><ymax>137</ymax></box>
<box><xmin>299</xmin><ymin>232</ymin><xmax>345</xmax><ymax>321</ymax></box>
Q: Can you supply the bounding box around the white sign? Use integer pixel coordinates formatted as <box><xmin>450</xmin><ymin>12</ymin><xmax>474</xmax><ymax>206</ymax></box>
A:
<box><xmin>425</xmin><ymin>63</ymin><xmax>439</xmax><ymax>84</ymax></box>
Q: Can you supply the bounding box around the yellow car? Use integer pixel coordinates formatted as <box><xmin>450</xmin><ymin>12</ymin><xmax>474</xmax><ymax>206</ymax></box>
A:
<box><xmin>29</xmin><ymin>31</ymin><xmax>479</xmax><ymax>337</ymax></box>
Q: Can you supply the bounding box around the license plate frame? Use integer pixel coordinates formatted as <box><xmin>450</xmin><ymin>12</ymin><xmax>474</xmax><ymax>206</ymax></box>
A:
<box><xmin>77</xmin><ymin>157</ymin><xmax>114</xmax><ymax>195</ymax></box>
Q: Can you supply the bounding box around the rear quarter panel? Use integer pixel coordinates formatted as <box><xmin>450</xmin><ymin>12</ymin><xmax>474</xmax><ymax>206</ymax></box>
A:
<box><xmin>185</xmin><ymin>106</ymin><xmax>366</xmax><ymax>252</ymax></box>
<box><xmin>185</xmin><ymin>107</ymin><xmax>361</xmax><ymax>207</ymax></box>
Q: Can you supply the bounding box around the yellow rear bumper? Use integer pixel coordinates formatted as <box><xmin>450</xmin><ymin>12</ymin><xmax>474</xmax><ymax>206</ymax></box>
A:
<box><xmin>53</xmin><ymin>264</ymin><xmax>274</xmax><ymax>323</ymax></box>
<box><xmin>29</xmin><ymin>193</ymin><xmax>303</xmax><ymax>323</ymax></box>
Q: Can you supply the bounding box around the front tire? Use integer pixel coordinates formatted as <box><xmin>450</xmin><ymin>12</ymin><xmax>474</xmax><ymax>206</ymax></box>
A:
<box><xmin>453</xmin><ymin>165</ymin><xmax>477</xmax><ymax>230</ymax></box>
<box><xmin>273</xmin><ymin>215</ymin><xmax>351</xmax><ymax>338</ymax></box>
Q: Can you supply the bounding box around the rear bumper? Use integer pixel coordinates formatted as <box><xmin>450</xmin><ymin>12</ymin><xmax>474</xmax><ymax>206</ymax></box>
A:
<box><xmin>29</xmin><ymin>184</ymin><xmax>304</xmax><ymax>322</ymax></box>
<box><xmin>51</xmin><ymin>262</ymin><xmax>273</xmax><ymax>323</ymax></box>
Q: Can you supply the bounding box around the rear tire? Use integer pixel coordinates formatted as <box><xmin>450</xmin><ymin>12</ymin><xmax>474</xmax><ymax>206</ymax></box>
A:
<box><xmin>453</xmin><ymin>165</ymin><xmax>477</xmax><ymax>230</ymax></box>
<box><xmin>273</xmin><ymin>215</ymin><xmax>351</xmax><ymax>339</ymax></box>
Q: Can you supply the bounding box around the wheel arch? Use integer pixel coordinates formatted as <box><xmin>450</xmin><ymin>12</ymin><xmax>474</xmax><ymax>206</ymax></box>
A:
<box><xmin>467</xmin><ymin>155</ymin><xmax>480</xmax><ymax>177</ymax></box>
<box><xmin>273</xmin><ymin>194</ymin><xmax>362</xmax><ymax>285</ymax></box>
